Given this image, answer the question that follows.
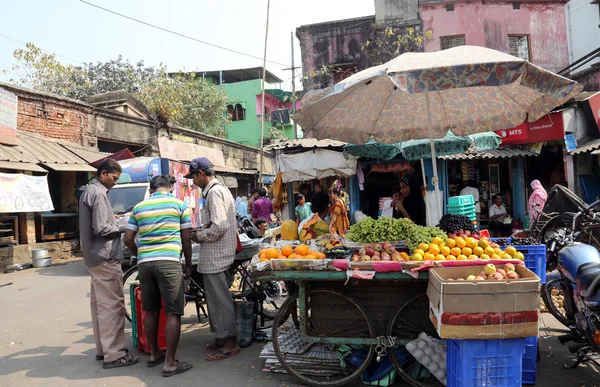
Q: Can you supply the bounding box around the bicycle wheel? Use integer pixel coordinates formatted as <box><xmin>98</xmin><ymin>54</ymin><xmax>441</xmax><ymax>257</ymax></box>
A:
<box><xmin>122</xmin><ymin>265</ymin><xmax>139</xmax><ymax>323</ymax></box>
<box><xmin>272</xmin><ymin>290</ymin><xmax>374</xmax><ymax>387</ymax></box>
<box><xmin>388</xmin><ymin>294</ymin><xmax>444</xmax><ymax>387</ymax></box>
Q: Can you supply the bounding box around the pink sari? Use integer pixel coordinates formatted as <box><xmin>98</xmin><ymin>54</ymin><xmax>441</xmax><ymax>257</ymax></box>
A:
<box><xmin>528</xmin><ymin>180</ymin><xmax>547</xmax><ymax>223</ymax></box>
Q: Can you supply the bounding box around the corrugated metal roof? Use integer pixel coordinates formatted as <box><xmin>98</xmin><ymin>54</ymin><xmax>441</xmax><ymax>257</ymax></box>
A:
<box><xmin>0</xmin><ymin>132</ymin><xmax>96</xmax><ymax>172</ymax></box>
<box><xmin>571</xmin><ymin>137</ymin><xmax>600</xmax><ymax>155</ymax></box>
<box><xmin>439</xmin><ymin>147</ymin><xmax>540</xmax><ymax>160</ymax></box>
<box><xmin>60</xmin><ymin>143</ymin><xmax>109</xmax><ymax>163</ymax></box>
<box><xmin>264</xmin><ymin>138</ymin><xmax>346</xmax><ymax>151</ymax></box>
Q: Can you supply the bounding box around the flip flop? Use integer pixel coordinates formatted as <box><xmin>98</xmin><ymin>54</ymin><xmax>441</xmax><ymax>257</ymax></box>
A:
<box><xmin>96</xmin><ymin>348</ymin><xmax>129</xmax><ymax>361</ymax></box>
<box><xmin>102</xmin><ymin>354</ymin><xmax>139</xmax><ymax>369</ymax></box>
<box><xmin>205</xmin><ymin>348</ymin><xmax>240</xmax><ymax>361</ymax></box>
<box><xmin>205</xmin><ymin>342</ymin><xmax>222</xmax><ymax>351</ymax></box>
<box><xmin>147</xmin><ymin>352</ymin><xmax>165</xmax><ymax>367</ymax></box>
<box><xmin>162</xmin><ymin>360</ymin><xmax>193</xmax><ymax>377</ymax></box>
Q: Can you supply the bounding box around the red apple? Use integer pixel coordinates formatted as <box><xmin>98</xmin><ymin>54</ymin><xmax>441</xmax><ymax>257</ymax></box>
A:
<box><xmin>506</xmin><ymin>271</ymin><xmax>520</xmax><ymax>279</ymax></box>
<box><xmin>497</xmin><ymin>269</ymin><xmax>507</xmax><ymax>278</ymax></box>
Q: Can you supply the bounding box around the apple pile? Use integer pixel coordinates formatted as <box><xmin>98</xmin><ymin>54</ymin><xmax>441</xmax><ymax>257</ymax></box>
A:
<box><xmin>351</xmin><ymin>242</ymin><xmax>410</xmax><ymax>262</ymax></box>
<box><xmin>447</xmin><ymin>263</ymin><xmax>521</xmax><ymax>281</ymax></box>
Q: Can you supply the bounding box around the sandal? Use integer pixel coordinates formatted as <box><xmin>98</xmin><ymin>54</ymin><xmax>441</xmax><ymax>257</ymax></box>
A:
<box><xmin>102</xmin><ymin>353</ymin><xmax>139</xmax><ymax>369</ymax></box>
<box><xmin>205</xmin><ymin>348</ymin><xmax>240</xmax><ymax>361</ymax></box>
<box><xmin>96</xmin><ymin>348</ymin><xmax>129</xmax><ymax>361</ymax></box>
<box><xmin>147</xmin><ymin>352</ymin><xmax>165</xmax><ymax>367</ymax></box>
<box><xmin>162</xmin><ymin>360</ymin><xmax>193</xmax><ymax>377</ymax></box>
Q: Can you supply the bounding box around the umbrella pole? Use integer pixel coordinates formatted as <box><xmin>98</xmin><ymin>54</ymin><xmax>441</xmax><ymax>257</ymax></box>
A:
<box><xmin>426</xmin><ymin>93</ymin><xmax>443</xmax><ymax>222</ymax></box>
<box><xmin>421</xmin><ymin>159</ymin><xmax>432</xmax><ymax>227</ymax></box>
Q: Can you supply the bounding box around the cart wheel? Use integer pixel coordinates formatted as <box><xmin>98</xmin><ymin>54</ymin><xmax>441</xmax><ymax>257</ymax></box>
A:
<box><xmin>388</xmin><ymin>294</ymin><xmax>444</xmax><ymax>387</ymax></box>
<box><xmin>272</xmin><ymin>290</ymin><xmax>374</xmax><ymax>387</ymax></box>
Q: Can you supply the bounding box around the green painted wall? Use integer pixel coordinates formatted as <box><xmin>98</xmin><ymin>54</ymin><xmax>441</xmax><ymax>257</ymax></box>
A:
<box><xmin>223</xmin><ymin>79</ymin><xmax>295</xmax><ymax>146</ymax></box>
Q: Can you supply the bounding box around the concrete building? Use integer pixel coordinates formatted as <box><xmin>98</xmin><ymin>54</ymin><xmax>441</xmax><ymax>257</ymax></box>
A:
<box><xmin>296</xmin><ymin>0</ymin><xmax>571</xmax><ymax>91</ymax></box>
<box><xmin>182</xmin><ymin>68</ymin><xmax>301</xmax><ymax>146</ymax></box>
<box><xmin>563</xmin><ymin>0</ymin><xmax>600</xmax><ymax>91</ymax></box>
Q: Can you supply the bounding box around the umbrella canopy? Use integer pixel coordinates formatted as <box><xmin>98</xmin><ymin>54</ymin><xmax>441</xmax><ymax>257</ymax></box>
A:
<box><xmin>344</xmin><ymin>137</ymin><xmax>402</xmax><ymax>160</ymax></box>
<box><xmin>467</xmin><ymin>132</ymin><xmax>502</xmax><ymax>151</ymax></box>
<box><xmin>294</xmin><ymin>46</ymin><xmax>582</xmax><ymax>145</ymax></box>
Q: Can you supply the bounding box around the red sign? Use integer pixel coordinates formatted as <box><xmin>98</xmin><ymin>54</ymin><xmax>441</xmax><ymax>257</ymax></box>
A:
<box><xmin>496</xmin><ymin>111</ymin><xmax>564</xmax><ymax>145</ymax></box>
<box><xmin>587</xmin><ymin>92</ymin><xmax>600</xmax><ymax>132</ymax></box>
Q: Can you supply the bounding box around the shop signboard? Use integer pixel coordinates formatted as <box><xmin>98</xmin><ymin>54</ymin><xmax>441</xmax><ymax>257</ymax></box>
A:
<box><xmin>0</xmin><ymin>172</ymin><xmax>54</xmax><ymax>213</ymax></box>
<box><xmin>564</xmin><ymin>133</ymin><xmax>577</xmax><ymax>153</ymax></box>
<box><xmin>586</xmin><ymin>92</ymin><xmax>600</xmax><ymax>132</ymax></box>
<box><xmin>496</xmin><ymin>111</ymin><xmax>564</xmax><ymax>145</ymax></box>
<box><xmin>0</xmin><ymin>88</ymin><xmax>17</xmax><ymax>146</ymax></box>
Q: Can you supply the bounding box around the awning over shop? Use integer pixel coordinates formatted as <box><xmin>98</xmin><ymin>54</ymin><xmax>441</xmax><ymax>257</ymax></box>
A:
<box><xmin>264</xmin><ymin>138</ymin><xmax>346</xmax><ymax>151</ymax></box>
<box><xmin>61</xmin><ymin>143</ymin><xmax>109</xmax><ymax>163</ymax></box>
<box><xmin>158</xmin><ymin>137</ymin><xmax>226</xmax><ymax>166</ymax></box>
<box><xmin>570</xmin><ymin>137</ymin><xmax>600</xmax><ymax>155</ymax></box>
<box><xmin>213</xmin><ymin>165</ymin><xmax>257</xmax><ymax>175</ymax></box>
<box><xmin>439</xmin><ymin>147</ymin><xmax>541</xmax><ymax>160</ymax></box>
<box><xmin>276</xmin><ymin>149</ymin><xmax>358</xmax><ymax>183</ymax></box>
<box><xmin>0</xmin><ymin>132</ymin><xmax>96</xmax><ymax>173</ymax></box>
<box><xmin>89</xmin><ymin>148</ymin><xmax>135</xmax><ymax>167</ymax></box>
<box><xmin>216</xmin><ymin>175</ymin><xmax>238</xmax><ymax>188</ymax></box>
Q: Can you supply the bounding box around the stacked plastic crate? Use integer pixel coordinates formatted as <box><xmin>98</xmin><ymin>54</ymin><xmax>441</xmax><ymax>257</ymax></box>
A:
<box><xmin>447</xmin><ymin>195</ymin><xmax>477</xmax><ymax>222</ymax></box>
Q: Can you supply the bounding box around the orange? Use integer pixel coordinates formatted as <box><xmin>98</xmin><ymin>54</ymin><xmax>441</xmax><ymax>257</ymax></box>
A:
<box><xmin>445</xmin><ymin>238</ymin><xmax>456</xmax><ymax>248</ymax></box>
<box><xmin>432</xmin><ymin>236</ymin><xmax>444</xmax><ymax>246</ymax></box>
<box><xmin>462</xmin><ymin>247</ymin><xmax>472</xmax><ymax>257</ymax></box>
<box><xmin>303</xmin><ymin>254</ymin><xmax>316</xmax><ymax>260</ymax></box>
<box><xmin>315</xmin><ymin>252</ymin><xmax>326</xmax><ymax>259</ymax></box>
<box><xmin>480</xmin><ymin>254</ymin><xmax>491</xmax><ymax>260</ymax></box>
<box><xmin>468</xmin><ymin>255</ymin><xmax>478</xmax><ymax>260</ymax></box>
<box><xmin>418</xmin><ymin>243</ymin><xmax>430</xmax><ymax>252</ymax></box>
<box><xmin>260</xmin><ymin>252</ymin><xmax>266</xmax><ymax>259</ymax></box>
<box><xmin>428</xmin><ymin>244</ymin><xmax>440</xmax><ymax>255</ymax></box>
<box><xmin>288</xmin><ymin>253</ymin><xmax>301</xmax><ymax>259</ymax></box>
<box><xmin>260</xmin><ymin>257</ymin><xmax>270</xmax><ymax>262</ymax></box>
<box><xmin>446</xmin><ymin>255</ymin><xmax>457</xmax><ymax>260</ymax></box>
<box><xmin>435</xmin><ymin>254</ymin><xmax>446</xmax><ymax>261</ymax></box>
<box><xmin>440</xmin><ymin>246</ymin><xmax>451</xmax><ymax>256</ymax></box>
<box><xmin>473</xmin><ymin>246</ymin><xmax>484</xmax><ymax>257</ymax></box>
<box><xmin>450</xmin><ymin>247</ymin><xmax>462</xmax><ymax>257</ymax></box>
<box><xmin>277</xmin><ymin>254</ymin><xmax>286</xmax><ymax>259</ymax></box>
<box><xmin>455</xmin><ymin>237</ymin><xmax>466</xmax><ymax>249</ymax></box>
<box><xmin>281</xmin><ymin>245</ymin><xmax>293</xmax><ymax>257</ymax></box>
<box><xmin>309</xmin><ymin>250</ymin><xmax>321</xmax><ymax>256</ymax></box>
<box><xmin>424</xmin><ymin>252</ymin><xmax>436</xmax><ymax>261</ymax></box>
<box><xmin>465</xmin><ymin>237</ymin><xmax>477</xmax><ymax>249</ymax></box>
<box><xmin>457</xmin><ymin>254</ymin><xmax>468</xmax><ymax>260</ymax></box>
<box><xmin>266</xmin><ymin>248</ymin><xmax>279</xmax><ymax>259</ymax></box>
<box><xmin>399</xmin><ymin>252</ymin><xmax>409</xmax><ymax>260</ymax></box>
<box><xmin>295</xmin><ymin>244</ymin><xmax>309</xmax><ymax>256</ymax></box>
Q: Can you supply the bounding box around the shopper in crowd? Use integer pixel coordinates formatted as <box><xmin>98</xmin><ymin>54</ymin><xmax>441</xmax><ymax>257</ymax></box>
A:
<box><xmin>299</xmin><ymin>184</ymin><xmax>312</xmax><ymax>202</ymax></box>
<box><xmin>79</xmin><ymin>158</ymin><xmax>138</xmax><ymax>369</ymax></box>
<box><xmin>247</xmin><ymin>189</ymin><xmax>259</xmax><ymax>217</ymax></box>
<box><xmin>240</xmin><ymin>196</ymin><xmax>248</xmax><ymax>217</ymax></box>
<box><xmin>294</xmin><ymin>194</ymin><xmax>312</xmax><ymax>225</ymax></box>
<box><xmin>252</xmin><ymin>188</ymin><xmax>274</xmax><ymax>222</ymax></box>
<box><xmin>328</xmin><ymin>187</ymin><xmax>350</xmax><ymax>238</ymax></box>
<box><xmin>396</xmin><ymin>174</ymin><xmax>427</xmax><ymax>226</ymax></box>
<box><xmin>255</xmin><ymin>217</ymin><xmax>281</xmax><ymax>238</ymax></box>
<box><xmin>168</xmin><ymin>175</ymin><xmax>177</xmax><ymax>194</ymax></box>
<box><xmin>380</xmin><ymin>190</ymin><xmax>401</xmax><ymax>219</ymax></box>
<box><xmin>124</xmin><ymin>175</ymin><xmax>193</xmax><ymax>376</ymax></box>
<box><xmin>489</xmin><ymin>194</ymin><xmax>510</xmax><ymax>237</ymax></box>
<box><xmin>185</xmin><ymin>157</ymin><xmax>239</xmax><ymax>361</ymax></box>
<box><xmin>460</xmin><ymin>180</ymin><xmax>480</xmax><ymax>225</ymax></box>
<box><xmin>528</xmin><ymin>179</ymin><xmax>548</xmax><ymax>224</ymax></box>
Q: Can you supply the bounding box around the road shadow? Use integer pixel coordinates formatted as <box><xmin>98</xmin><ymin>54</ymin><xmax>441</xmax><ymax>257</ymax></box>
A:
<box><xmin>35</xmin><ymin>259</ymin><xmax>90</xmax><ymax>277</ymax></box>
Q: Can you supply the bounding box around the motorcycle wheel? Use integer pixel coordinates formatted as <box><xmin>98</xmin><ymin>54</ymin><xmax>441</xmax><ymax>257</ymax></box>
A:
<box><xmin>541</xmin><ymin>283</ymin><xmax>571</xmax><ymax>328</ymax></box>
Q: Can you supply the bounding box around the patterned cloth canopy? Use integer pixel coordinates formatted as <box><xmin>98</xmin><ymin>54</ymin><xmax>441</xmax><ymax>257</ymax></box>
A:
<box><xmin>343</xmin><ymin>137</ymin><xmax>402</xmax><ymax>160</ymax></box>
<box><xmin>293</xmin><ymin>46</ymin><xmax>583</xmax><ymax>145</ymax></box>
<box><xmin>400</xmin><ymin>131</ymin><xmax>501</xmax><ymax>161</ymax></box>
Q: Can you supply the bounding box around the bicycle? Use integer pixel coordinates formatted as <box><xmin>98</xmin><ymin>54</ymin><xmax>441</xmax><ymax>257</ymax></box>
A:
<box><xmin>122</xmin><ymin>254</ymin><xmax>287</xmax><ymax>329</ymax></box>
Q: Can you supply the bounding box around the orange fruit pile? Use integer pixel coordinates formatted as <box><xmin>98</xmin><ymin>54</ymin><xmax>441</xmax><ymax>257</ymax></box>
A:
<box><xmin>259</xmin><ymin>244</ymin><xmax>326</xmax><ymax>262</ymax></box>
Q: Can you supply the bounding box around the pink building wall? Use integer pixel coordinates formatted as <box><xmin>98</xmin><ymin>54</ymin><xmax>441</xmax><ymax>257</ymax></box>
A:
<box><xmin>255</xmin><ymin>93</ymin><xmax>301</xmax><ymax>115</ymax></box>
<box><xmin>420</xmin><ymin>1</ymin><xmax>569</xmax><ymax>72</ymax></box>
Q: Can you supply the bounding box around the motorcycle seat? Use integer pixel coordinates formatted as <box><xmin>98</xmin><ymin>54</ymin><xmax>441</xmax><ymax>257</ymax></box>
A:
<box><xmin>576</xmin><ymin>262</ymin><xmax>600</xmax><ymax>298</ymax></box>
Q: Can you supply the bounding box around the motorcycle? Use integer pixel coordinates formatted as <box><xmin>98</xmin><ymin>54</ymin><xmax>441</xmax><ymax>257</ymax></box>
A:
<box><xmin>539</xmin><ymin>197</ymin><xmax>600</xmax><ymax>369</ymax></box>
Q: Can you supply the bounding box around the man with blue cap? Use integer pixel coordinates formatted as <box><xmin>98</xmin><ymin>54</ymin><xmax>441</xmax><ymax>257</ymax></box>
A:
<box><xmin>184</xmin><ymin>157</ymin><xmax>239</xmax><ymax>361</ymax></box>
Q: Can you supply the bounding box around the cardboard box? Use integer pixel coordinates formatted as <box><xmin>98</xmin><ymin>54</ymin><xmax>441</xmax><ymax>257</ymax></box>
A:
<box><xmin>427</xmin><ymin>265</ymin><xmax>540</xmax><ymax>339</ymax></box>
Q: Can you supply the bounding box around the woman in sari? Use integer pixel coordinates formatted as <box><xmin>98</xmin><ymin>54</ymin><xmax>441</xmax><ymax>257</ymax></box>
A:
<box><xmin>328</xmin><ymin>187</ymin><xmax>350</xmax><ymax>238</ymax></box>
<box><xmin>528</xmin><ymin>179</ymin><xmax>548</xmax><ymax>224</ymax></box>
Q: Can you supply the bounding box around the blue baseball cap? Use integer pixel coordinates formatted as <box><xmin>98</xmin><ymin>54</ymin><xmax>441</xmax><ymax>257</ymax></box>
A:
<box><xmin>184</xmin><ymin>157</ymin><xmax>214</xmax><ymax>178</ymax></box>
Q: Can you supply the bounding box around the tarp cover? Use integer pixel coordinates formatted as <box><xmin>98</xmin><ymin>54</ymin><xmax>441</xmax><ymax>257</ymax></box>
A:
<box><xmin>276</xmin><ymin>149</ymin><xmax>358</xmax><ymax>183</ymax></box>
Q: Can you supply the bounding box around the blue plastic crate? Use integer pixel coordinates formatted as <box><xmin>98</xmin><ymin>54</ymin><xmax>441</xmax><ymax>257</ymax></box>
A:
<box><xmin>522</xmin><ymin>336</ymin><xmax>537</xmax><ymax>384</ymax></box>
<box><xmin>493</xmin><ymin>243</ymin><xmax>546</xmax><ymax>283</ymax></box>
<box><xmin>490</xmin><ymin>237</ymin><xmax>512</xmax><ymax>244</ymax></box>
<box><xmin>449</xmin><ymin>195</ymin><xmax>475</xmax><ymax>207</ymax></box>
<box><xmin>447</xmin><ymin>338</ymin><xmax>525</xmax><ymax>387</ymax></box>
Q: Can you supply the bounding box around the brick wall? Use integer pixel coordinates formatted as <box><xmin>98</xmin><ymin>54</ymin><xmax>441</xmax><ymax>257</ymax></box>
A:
<box><xmin>16</xmin><ymin>97</ymin><xmax>91</xmax><ymax>143</ymax></box>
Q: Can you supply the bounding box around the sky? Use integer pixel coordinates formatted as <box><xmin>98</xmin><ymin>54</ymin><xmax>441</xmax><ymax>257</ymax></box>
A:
<box><xmin>0</xmin><ymin>0</ymin><xmax>375</xmax><ymax>91</ymax></box>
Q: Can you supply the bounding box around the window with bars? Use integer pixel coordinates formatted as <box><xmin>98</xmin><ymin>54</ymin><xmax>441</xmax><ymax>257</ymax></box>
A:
<box><xmin>508</xmin><ymin>35</ymin><xmax>530</xmax><ymax>60</ymax></box>
<box><xmin>440</xmin><ymin>35</ymin><xmax>465</xmax><ymax>50</ymax></box>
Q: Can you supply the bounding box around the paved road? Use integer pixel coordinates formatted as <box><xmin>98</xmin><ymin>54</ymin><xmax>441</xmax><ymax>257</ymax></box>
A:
<box><xmin>0</xmin><ymin>259</ymin><xmax>598</xmax><ymax>386</ymax></box>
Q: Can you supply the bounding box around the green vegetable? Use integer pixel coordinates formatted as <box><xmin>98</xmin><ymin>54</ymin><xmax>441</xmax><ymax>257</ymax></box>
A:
<box><xmin>347</xmin><ymin>217</ymin><xmax>447</xmax><ymax>251</ymax></box>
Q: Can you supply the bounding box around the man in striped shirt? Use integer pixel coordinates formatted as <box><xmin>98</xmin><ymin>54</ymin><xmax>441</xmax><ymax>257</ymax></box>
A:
<box><xmin>124</xmin><ymin>175</ymin><xmax>193</xmax><ymax>377</ymax></box>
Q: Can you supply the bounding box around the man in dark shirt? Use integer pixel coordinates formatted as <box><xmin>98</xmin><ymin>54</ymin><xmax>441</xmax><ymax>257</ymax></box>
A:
<box><xmin>79</xmin><ymin>158</ymin><xmax>138</xmax><ymax>369</ymax></box>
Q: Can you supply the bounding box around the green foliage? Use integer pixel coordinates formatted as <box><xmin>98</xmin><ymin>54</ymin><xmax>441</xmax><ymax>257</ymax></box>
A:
<box><xmin>8</xmin><ymin>43</ymin><xmax>229</xmax><ymax>136</ymax></box>
<box><xmin>347</xmin><ymin>216</ymin><xmax>446</xmax><ymax>251</ymax></box>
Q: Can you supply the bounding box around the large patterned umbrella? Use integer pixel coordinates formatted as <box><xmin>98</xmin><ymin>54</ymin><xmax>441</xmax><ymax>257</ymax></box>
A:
<box><xmin>343</xmin><ymin>137</ymin><xmax>402</xmax><ymax>160</ymax></box>
<box><xmin>400</xmin><ymin>131</ymin><xmax>501</xmax><ymax>160</ymax></box>
<box><xmin>293</xmin><ymin>46</ymin><xmax>582</xmax><ymax>217</ymax></box>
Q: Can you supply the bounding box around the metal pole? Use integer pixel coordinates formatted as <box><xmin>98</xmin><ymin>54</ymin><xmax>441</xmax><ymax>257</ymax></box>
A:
<box><xmin>291</xmin><ymin>31</ymin><xmax>297</xmax><ymax>140</ymax></box>
<box><xmin>258</xmin><ymin>0</ymin><xmax>271</xmax><ymax>188</ymax></box>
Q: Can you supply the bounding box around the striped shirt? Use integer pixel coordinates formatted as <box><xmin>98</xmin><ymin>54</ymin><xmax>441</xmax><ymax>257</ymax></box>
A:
<box><xmin>126</xmin><ymin>192</ymin><xmax>192</xmax><ymax>263</ymax></box>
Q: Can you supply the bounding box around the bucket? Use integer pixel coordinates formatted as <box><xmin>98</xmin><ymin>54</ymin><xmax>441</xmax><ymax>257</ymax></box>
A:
<box><xmin>32</xmin><ymin>258</ymin><xmax>52</xmax><ymax>268</ymax></box>
<box><xmin>32</xmin><ymin>249</ymin><xmax>50</xmax><ymax>259</ymax></box>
